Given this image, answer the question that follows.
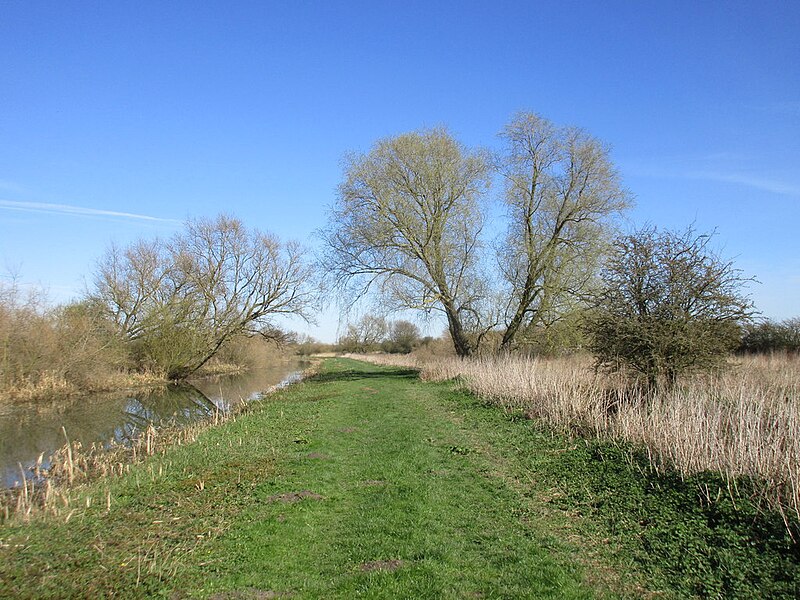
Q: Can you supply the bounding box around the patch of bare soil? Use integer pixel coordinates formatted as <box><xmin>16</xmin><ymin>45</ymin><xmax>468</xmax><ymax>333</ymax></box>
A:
<box><xmin>360</xmin><ymin>480</ymin><xmax>386</xmax><ymax>486</ymax></box>
<box><xmin>305</xmin><ymin>452</ymin><xmax>330</xmax><ymax>460</ymax></box>
<box><xmin>359</xmin><ymin>559</ymin><xmax>404</xmax><ymax>572</ymax></box>
<box><xmin>207</xmin><ymin>589</ymin><xmax>289</xmax><ymax>599</ymax></box>
<box><xmin>267</xmin><ymin>490</ymin><xmax>323</xmax><ymax>503</ymax></box>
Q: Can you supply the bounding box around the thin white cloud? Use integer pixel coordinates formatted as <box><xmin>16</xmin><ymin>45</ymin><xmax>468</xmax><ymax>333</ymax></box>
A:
<box><xmin>623</xmin><ymin>157</ymin><xmax>800</xmax><ymax>199</ymax></box>
<box><xmin>686</xmin><ymin>171</ymin><xmax>800</xmax><ymax>197</ymax></box>
<box><xmin>0</xmin><ymin>199</ymin><xmax>180</xmax><ymax>223</ymax></box>
<box><xmin>0</xmin><ymin>179</ymin><xmax>29</xmax><ymax>194</ymax></box>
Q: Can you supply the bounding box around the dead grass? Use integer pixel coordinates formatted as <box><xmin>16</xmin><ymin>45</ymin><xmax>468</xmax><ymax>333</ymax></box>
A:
<box><xmin>0</xmin><ymin>369</ymin><xmax>169</xmax><ymax>404</ymax></box>
<box><xmin>1</xmin><ymin>418</ymin><xmax>223</xmax><ymax>522</ymax></box>
<box><xmin>352</xmin><ymin>352</ymin><xmax>800</xmax><ymax>523</ymax></box>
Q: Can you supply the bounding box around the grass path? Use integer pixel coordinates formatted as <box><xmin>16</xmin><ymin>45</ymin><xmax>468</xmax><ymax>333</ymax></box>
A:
<box><xmin>191</xmin><ymin>361</ymin><xmax>597</xmax><ymax>599</ymax></box>
<box><xmin>1</xmin><ymin>358</ymin><xmax>620</xmax><ymax>598</ymax></box>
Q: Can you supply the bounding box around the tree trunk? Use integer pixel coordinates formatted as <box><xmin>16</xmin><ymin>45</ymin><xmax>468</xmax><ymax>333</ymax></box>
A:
<box><xmin>499</xmin><ymin>309</ymin><xmax>526</xmax><ymax>353</ymax></box>
<box><xmin>443</xmin><ymin>302</ymin><xmax>473</xmax><ymax>357</ymax></box>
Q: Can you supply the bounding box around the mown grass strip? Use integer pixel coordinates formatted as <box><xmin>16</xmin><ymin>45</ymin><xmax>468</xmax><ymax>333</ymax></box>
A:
<box><xmin>184</xmin><ymin>361</ymin><xmax>599</xmax><ymax>599</ymax></box>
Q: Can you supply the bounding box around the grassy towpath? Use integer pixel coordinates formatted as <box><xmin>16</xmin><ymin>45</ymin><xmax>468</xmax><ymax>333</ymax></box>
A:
<box><xmin>1</xmin><ymin>358</ymin><xmax>626</xmax><ymax>599</ymax></box>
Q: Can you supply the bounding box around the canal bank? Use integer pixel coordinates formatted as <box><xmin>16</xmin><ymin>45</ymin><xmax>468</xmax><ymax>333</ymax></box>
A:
<box><xmin>1</xmin><ymin>359</ymin><xmax>310</xmax><ymax>488</ymax></box>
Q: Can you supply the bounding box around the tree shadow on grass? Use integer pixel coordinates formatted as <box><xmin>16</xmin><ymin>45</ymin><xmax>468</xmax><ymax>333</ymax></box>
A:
<box><xmin>307</xmin><ymin>367</ymin><xmax>419</xmax><ymax>384</ymax></box>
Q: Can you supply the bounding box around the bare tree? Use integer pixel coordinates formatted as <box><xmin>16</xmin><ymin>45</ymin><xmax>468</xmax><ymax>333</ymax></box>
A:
<box><xmin>497</xmin><ymin>112</ymin><xmax>630</xmax><ymax>352</ymax></box>
<box><xmin>338</xmin><ymin>314</ymin><xmax>389</xmax><ymax>352</ymax></box>
<box><xmin>93</xmin><ymin>238</ymin><xmax>173</xmax><ymax>341</ymax></box>
<box><xmin>93</xmin><ymin>215</ymin><xmax>314</xmax><ymax>378</ymax></box>
<box><xmin>322</xmin><ymin>128</ymin><xmax>492</xmax><ymax>357</ymax></box>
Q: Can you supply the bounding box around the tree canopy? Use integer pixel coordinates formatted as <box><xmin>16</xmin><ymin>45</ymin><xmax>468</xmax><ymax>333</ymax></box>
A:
<box><xmin>322</xmin><ymin>128</ymin><xmax>492</xmax><ymax>356</ymax></box>
<box><xmin>93</xmin><ymin>215</ymin><xmax>314</xmax><ymax>378</ymax></box>
<box><xmin>496</xmin><ymin>112</ymin><xmax>631</xmax><ymax>351</ymax></box>
<box><xmin>322</xmin><ymin>114</ymin><xmax>631</xmax><ymax>357</ymax></box>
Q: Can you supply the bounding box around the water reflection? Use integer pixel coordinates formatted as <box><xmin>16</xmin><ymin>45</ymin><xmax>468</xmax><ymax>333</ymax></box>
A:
<box><xmin>0</xmin><ymin>361</ymin><xmax>308</xmax><ymax>488</ymax></box>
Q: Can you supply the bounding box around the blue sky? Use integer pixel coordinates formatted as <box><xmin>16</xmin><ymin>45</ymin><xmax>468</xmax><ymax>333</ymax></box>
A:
<box><xmin>1</xmin><ymin>1</ymin><xmax>798</xmax><ymax>341</ymax></box>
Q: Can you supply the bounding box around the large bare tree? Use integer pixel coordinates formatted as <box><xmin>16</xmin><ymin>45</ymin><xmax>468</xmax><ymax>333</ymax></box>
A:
<box><xmin>322</xmin><ymin>128</ymin><xmax>492</xmax><ymax>357</ymax></box>
<box><xmin>93</xmin><ymin>215</ymin><xmax>314</xmax><ymax>378</ymax></box>
<box><xmin>497</xmin><ymin>112</ymin><xmax>630</xmax><ymax>352</ymax></box>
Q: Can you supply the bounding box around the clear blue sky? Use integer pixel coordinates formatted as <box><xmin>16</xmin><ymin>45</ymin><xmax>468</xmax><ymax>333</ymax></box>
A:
<box><xmin>1</xmin><ymin>1</ymin><xmax>798</xmax><ymax>341</ymax></box>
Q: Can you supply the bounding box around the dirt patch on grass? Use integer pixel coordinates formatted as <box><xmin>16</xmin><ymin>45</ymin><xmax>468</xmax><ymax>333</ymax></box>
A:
<box><xmin>360</xmin><ymin>480</ymin><xmax>387</xmax><ymax>487</ymax></box>
<box><xmin>305</xmin><ymin>452</ymin><xmax>330</xmax><ymax>460</ymax></box>
<box><xmin>267</xmin><ymin>490</ymin><xmax>323</xmax><ymax>503</ymax></box>
<box><xmin>207</xmin><ymin>589</ymin><xmax>289</xmax><ymax>599</ymax></box>
<box><xmin>427</xmin><ymin>469</ymin><xmax>449</xmax><ymax>476</ymax></box>
<box><xmin>360</xmin><ymin>559</ymin><xmax>404</xmax><ymax>572</ymax></box>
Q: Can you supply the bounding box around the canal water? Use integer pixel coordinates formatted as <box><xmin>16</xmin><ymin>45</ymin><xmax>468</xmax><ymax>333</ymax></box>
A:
<box><xmin>0</xmin><ymin>360</ymin><xmax>309</xmax><ymax>488</ymax></box>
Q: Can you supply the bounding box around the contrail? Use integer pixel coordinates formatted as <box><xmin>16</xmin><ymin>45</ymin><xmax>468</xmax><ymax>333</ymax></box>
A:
<box><xmin>0</xmin><ymin>199</ymin><xmax>180</xmax><ymax>223</ymax></box>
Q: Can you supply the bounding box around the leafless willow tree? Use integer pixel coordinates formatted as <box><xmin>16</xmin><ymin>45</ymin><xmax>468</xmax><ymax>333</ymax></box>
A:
<box><xmin>322</xmin><ymin>128</ymin><xmax>493</xmax><ymax>357</ymax></box>
<box><xmin>93</xmin><ymin>215</ymin><xmax>314</xmax><ymax>378</ymax></box>
<box><xmin>497</xmin><ymin>112</ymin><xmax>630</xmax><ymax>352</ymax></box>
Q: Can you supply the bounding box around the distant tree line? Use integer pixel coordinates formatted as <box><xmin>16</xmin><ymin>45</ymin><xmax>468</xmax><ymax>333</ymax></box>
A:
<box><xmin>739</xmin><ymin>318</ymin><xmax>800</xmax><ymax>354</ymax></box>
<box><xmin>336</xmin><ymin>314</ymin><xmax>425</xmax><ymax>354</ymax></box>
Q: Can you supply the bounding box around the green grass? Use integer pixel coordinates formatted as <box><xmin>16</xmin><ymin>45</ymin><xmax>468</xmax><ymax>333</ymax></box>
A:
<box><xmin>1</xmin><ymin>358</ymin><xmax>797</xmax><ymax>598</ymax></box>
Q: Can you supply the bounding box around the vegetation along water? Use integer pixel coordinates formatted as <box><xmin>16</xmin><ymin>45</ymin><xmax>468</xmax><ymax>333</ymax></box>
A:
<box><xmin>0</xmin><ymin>360</ymin><xmax>308</xmax><ymax>489</ymax></box>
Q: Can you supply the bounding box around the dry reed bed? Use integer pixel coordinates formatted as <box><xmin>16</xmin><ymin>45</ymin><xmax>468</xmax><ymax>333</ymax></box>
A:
<box><xmin>353</xmin><ymin>352</ymin><xmax>800</xmax><ymax>522</ymax></box>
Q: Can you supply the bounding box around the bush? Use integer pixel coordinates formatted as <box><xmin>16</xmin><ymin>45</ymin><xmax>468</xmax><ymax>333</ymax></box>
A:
<box><xmin>740</xmin><ymin>318</ymin><xmax>800</xmax><ymax>354</ymax></box>
<box><xmin>0</xmin><ymin>281</ymin><xmax>129</xmax><ymax>398</ymax></box>
<box><xmin>585</xmin><ymin>226</ymin><xmax>754</xmax><ymax>390</ymax></box>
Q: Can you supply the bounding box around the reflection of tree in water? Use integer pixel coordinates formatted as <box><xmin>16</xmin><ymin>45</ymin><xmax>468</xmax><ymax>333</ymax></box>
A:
<box><xmin>115</xmin><ymin>385</ymin><xmax>220</xmax><ymax>443</ymax></box>
<box><xmin>1</xmin><ymin>384</ymin><xmax>221</xmax><ymax>487</ymax></box>
<box><xmin>2</xmin><ymin>361</ymin><xmax>308</xmax><ymax>487</ymax></box>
